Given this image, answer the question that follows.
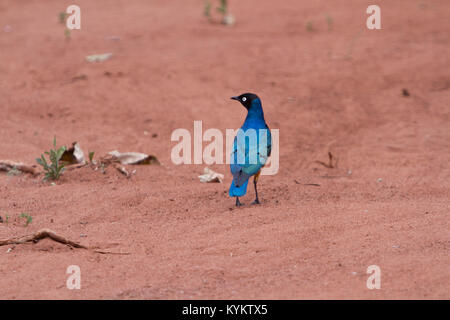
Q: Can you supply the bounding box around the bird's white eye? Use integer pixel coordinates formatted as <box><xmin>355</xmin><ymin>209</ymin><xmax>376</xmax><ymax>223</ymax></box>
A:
<box><xmin>242</xmin><ymin>97</ymin><xmax>247</xmax><ymax>102</ymax></box>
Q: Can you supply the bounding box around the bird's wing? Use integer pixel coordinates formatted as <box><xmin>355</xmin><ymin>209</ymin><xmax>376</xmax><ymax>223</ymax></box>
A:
<box><xmin>256</xmin><ymin>127</ymin><xmax>271</xmax><ymax>166</ymax></box>
<box><xmin>230</xmin><ymin>127</ymin><xmax>271</xmax><ymax>182</ymax></box>
<box><xmin>230</xmin><ymin>138</ymin><xmax>252</xmax><ymax>187</ymax></box>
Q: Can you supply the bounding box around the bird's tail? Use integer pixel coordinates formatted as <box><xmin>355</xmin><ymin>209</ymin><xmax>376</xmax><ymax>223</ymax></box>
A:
<box><xmin>229</xmin><ymin>179</ymin><xmax>249</xmax><ymax>197</ymax></box>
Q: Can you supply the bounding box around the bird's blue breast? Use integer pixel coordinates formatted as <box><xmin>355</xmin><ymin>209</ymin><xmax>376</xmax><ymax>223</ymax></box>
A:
<box><xmin>229</xmin><ymin>99</ymin><xmax>272</xmax><ymax>187</ymax></box>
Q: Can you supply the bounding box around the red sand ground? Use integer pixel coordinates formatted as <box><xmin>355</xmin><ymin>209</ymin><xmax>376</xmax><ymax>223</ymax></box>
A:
<box><xmin>0</xmin><ymin>0</ymin><xmax>449</xmax><ymax>299</ymax></box>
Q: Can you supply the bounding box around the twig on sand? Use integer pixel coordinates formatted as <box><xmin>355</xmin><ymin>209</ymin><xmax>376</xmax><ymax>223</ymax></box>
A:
<box><xmin>0</xmin><ymin>160</ymin><xmax>37</xmax><ymax>175</ymax></box>
<box><xmin>294</xmin><ymin>180</ymin><xmax>321</xmax><ymax>186</ymax></box>
<box><xmin>0</xmin><ymin>228</ymin><xmax>129</xmax><ymax>255</ymax></box>
<box><xmin>92</xmin><ymin>250</ymin><xmax>130</xmax><ymax>255</ymax></box>
<box><xmin>114</xmin><ymin>164</ymin><xmax>131</xmax><ymax>178</ymax></box>
<box><xmin>315</xmin><ymin>152</ymin><xmax>338</xmax><ymax>169</ymax></box>
<box><xmin>65</xmin><ymin>163</ymin><xmax>88</xmax><ymax>171</ymax></box>
<box><xmin>0</xmin><ymin>228</ymin><xmax>87</xmax><ymax>248</ymax></box>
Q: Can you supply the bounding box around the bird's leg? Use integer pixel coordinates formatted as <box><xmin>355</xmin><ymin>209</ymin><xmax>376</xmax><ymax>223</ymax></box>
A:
<box><xmin>236</xmin><ymin>197</ymin><xmax>243</xmax><ymax>207</ymax></box>
<box><xmin>251</xmin><ymin>171</ymin><xmax>261</xmax><ymax>205</ymax></box>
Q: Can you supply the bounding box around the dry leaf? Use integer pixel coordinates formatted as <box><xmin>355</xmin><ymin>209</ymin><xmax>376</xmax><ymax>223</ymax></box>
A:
<box><xmin>198</xmin><ymin>167</ymin><xmax>224</xmax><ymax>183</ymax></box>
<box><xmin>61</xmin><ymin>142</ymin><xmax>85</xmax><ymax>165</ymax></box>
<box><xmin>86</xmin><ymin>53</ymin><xmax>113</xmax><ymax>63</ymax></box>
<box><xmin>108</xmin><ymin>151</ymin><xmax>160</xmax><ymax>165</ymax></box>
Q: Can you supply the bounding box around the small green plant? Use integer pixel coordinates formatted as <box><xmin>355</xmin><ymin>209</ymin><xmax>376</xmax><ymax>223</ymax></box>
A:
<box><xmin>58</xmin><ymin>12</ymin><xmax>71</xmax><ymax>39</ymax></box>
<box><xmin>64</xmin><ymin>28</ymin><xmax>71</xmax><ymax>39</ymax></box>
<box><xmin>204</xmin><ymin>1</ymin><xmax>212</xmax><ymax>18</ymax></box>
<box><xmin>217</xmin><ymin>0</ymin><xmax>228</xmax><ymax>14</ymax></box>
<box><xmin>59</xmin><ymin>12</ymin><xmax>67</xmax><ymax>24</ymax></box>
<box><xmin>36</xmin><ymin>137</ymin><xmax>67</xmax><ymax>181</ymax></box>
<box><xmin>5</xmin><ymin>214</ymin><xmax>9</xmax><ymax>223</ymax></box>
<box><xmin>20</xmin><ymin>213</ymin><xmax>32</xmax><ymax>226</ymax></box>
<box><xmin>204</xmin><ymin>0</ymin><xmax>227</xmax><ymax>18</ymax></box>
<box><xmin>89</xmin><ymin>151</ymin><xmax>95</xmax><ymax>163</ymax></box>
<box><xmin>325</xmin><ymin>13</ymin><xmax>333</xmax><ymax>31</ymax></box>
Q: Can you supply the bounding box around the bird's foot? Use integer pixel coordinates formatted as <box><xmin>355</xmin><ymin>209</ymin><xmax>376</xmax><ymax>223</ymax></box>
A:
<box><xmin>235</xmin><ymin>198</ymin><xmax>243</xmax><ymax>207</ymax></box>
<box><xmin>251</xmin><ymin>199</ymin><xmax>261</xmax><ymax>205</ymax></box>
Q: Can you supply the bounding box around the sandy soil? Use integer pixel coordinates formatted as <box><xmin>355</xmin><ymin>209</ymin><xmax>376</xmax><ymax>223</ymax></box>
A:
<box><xmin>0</xmin><ymin>0</ymin><xmax>449</xmax><ymax>299</ymax></box>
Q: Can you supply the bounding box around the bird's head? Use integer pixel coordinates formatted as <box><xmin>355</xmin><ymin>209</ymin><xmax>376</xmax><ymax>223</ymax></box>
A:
<box><xmin>231</xmin><ymin>93</ymin><xmax>260</xmax><ymax>110</ymax></box>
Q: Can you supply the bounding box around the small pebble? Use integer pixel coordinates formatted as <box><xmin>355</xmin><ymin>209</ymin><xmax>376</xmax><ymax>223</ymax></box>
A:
<box><xmin>222</xmin><ymin>14</ymin><xmax>235</xmax><ymax>26</ymax></box>
<box><xmin>377</xmin><ymin>178</ymin><xmax>383</xmax><ymax>183</ymax></box>
<box><xmin>80</xmin><ymin>234</ymin><xmax>87</xmax><ymax>238</ymax></box>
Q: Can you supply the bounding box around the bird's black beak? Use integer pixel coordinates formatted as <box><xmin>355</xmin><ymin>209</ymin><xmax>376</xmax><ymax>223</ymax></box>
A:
<box><xmin>231</xmin><ymin>96</ymin><xmax>239</xmax><ymax>101</ymax></box>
